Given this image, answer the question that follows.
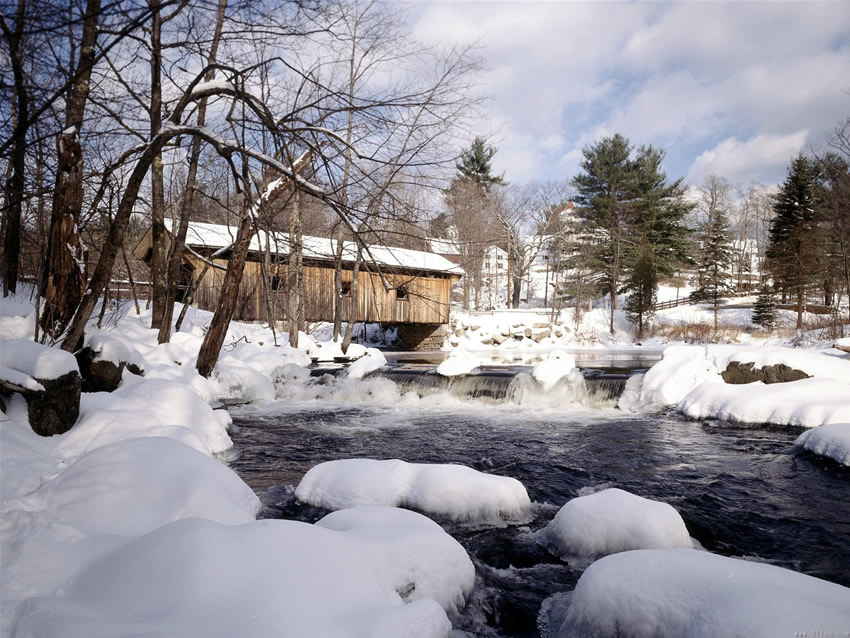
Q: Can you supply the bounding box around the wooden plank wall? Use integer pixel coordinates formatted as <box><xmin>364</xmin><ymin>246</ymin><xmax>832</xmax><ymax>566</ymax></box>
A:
<box><xmin>192</xmin><ymin>259</ymin><xmax>453</xmax><ymax>325</ymax></box>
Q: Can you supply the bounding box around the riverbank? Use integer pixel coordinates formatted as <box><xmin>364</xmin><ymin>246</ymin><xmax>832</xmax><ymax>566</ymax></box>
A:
<box><xmin>2</xmin><ymin>293</ymin><xmax>850</xmax><ymax>636</ymax></box>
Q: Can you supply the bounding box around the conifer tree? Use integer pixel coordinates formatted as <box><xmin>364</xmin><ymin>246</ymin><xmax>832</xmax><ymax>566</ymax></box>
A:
<box><xmin>623</xmin><ymin>237</ymin><xmax>657</xmax><ymax>339</ymax></box>
<box><xmin>571</xmin><ymin>133</ymin><xmax>692</xmax><ymax>334</ymax></box>
<box><xmin>766</xmin><ymin>155</ymin><xmax>820</xmax><ymax>329</ymax></box>
<box><xmin>694</xmin><ymin>208</ymin><xmax>734</xmax><ymax>331</ymax></box>
<box><xmin>752</xmin><ymin>284</ymin><xmax>777</xmax><ymax>331</ymax></box>
<box><xmin>456</xmin><ymin>137</ymin><xmax>506</xmax><ymax>191</ymax></box>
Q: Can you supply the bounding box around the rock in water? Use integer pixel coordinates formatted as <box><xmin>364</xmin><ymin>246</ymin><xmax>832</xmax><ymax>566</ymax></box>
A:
<box><xmin>721</xmin><ymin>361</ymin><xmax>810</xmax><ymax>384</ymax></box>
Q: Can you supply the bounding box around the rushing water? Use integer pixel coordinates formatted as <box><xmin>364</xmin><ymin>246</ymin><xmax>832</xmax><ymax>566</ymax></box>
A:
<box><xmin>227</xmin><ymin>370</ymin><xmax>850</xmax><ymax>637</ymax></box>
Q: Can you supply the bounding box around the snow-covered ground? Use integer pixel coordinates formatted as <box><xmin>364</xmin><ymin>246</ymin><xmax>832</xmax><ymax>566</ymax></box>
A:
<box><xmin>2</xmin><ymin>288</ymin><xmax>850</xmax><ymax>637</ymax></box>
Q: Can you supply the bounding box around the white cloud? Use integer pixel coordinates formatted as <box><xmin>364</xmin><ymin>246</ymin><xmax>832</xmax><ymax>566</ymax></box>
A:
<box><xmin>686</xmin><ymin>131</ymin><xmax>809</xmax><ymax>186</ymax></box>
<box><xmin>408</xmin><ymin>1</ymin><xmax>850</xmax><ymax>187</ymax></box>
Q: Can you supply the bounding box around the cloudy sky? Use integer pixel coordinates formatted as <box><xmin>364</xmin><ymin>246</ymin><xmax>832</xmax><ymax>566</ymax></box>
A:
<box><xmin>410</xmin><ymin>1</ymin><xmax>850</xmax><ymax>189</ymax></box>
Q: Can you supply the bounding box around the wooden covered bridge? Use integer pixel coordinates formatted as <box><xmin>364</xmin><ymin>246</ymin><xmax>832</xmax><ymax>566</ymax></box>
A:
<box><xmin>134</xmin><ymin>220</ymin><xmax>463</xmax><ymax>349</ymax></box>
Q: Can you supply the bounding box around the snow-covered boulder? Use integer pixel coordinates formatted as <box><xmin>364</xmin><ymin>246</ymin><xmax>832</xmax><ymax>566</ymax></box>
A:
<box><xmin>345</xmin><ymin>347</ymin><xmax>387</xmax><ymax>379</ymax></box>
<box><xmin>316</xmin><ymin>506</ymin><xmax>475</xmax><ymax>615</ymax></box>
<box><xmin>13</xmin><ymin>518</ymin><xmax>452</xmax><ymax>638</ymax></box>
<box><xmin>436</xmin><ymin>350</ymin><xmax>481</xmax><ymax>377</ymax></box>
<box><xmin>538</xmin><ymin>488</ymin><xmax>692</xmax><ymax>560</ymax></box>
<box><xmin>295</xmin><ymin>458</ymin><xmax>532</xmax><ymax>525</ymax></box>
<box><xmin>795</xmin><ymin>422</ymin><xmax>850</xmax><ymax>466</ymax></box>
<box><xmin>531</xmin><ymin>349</ymin><xmax>576</xmax><ymax>391</ymax></box>
<box><xmin>540</xmin><ymin>548</ymin><xmax>850</xmax><ymax>638</ymax></box>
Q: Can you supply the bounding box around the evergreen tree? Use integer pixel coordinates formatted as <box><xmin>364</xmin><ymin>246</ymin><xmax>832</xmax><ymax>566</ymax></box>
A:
<box><xmin>766</xmin><ymin>154</ymin><xmax>820</xmax><ymax>329</ymax></box>
<box><xmin>752</xmin><ymin>284</ymin><xmax>777</xmax><ymax>331</ymax></box>
<box><xmin>693</xmin><ymin>208</ymin><xmax>735</xmax><ymax>331</ymax></box>
<box><xmin>456</xmin><ymin>137</ymin><xmax>506</xmax><ymax>192</ymax></box>
<box><xmin>571</xmin><ymin>133</ymin><xmax>693</xmax><ymax>334</ymax></box>
<box><xmin>444</xmin><ymin>137</ymin><xmax>505</xmax><ymax>309</ymax></box>
<box><xmin>623</xmin><ymin>237</ymin><xmax>658</xmax><ymax>339</ymax></box>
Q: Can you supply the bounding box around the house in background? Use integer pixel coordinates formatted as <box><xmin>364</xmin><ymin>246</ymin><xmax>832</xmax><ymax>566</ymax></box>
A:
<box><xmin>134</xmin><ymin>220</ymin><xmax>463</xmax><ymax>349</ymax></box>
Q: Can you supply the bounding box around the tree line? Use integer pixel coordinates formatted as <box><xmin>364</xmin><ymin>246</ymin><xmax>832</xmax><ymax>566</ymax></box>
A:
<box><xmin>438</xmin><ymin>119</ymin><xmax>850</xmax><ymax>338</ymax></box>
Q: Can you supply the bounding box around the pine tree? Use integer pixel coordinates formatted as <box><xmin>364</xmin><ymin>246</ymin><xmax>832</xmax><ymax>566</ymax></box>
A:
<box><xmin>456</xmin><ymin>137</ymin><xmax>506</xmax><ymax>192</ymax></box>
<box><xmin>623</xmin><ymin>237</ymin><xmax>658</xmax><ymax>339</ymax></box>
<box><xmin>694</xmin><ymin>208</ymin><xmax>735</xmax><ymax>331</ymax></box>
<box><xmin>571</xmin><ymin>133</ymin><xmax>693</xmax><ymax>334</ymax></box>
<box><xmin>752</xmin><ymin>284</ymin><xmax>777</xmax><ymax>331</ymax></box>
<box><xmin>766</xmin><ymin>155</ymin><xmax>820</xmax><ymax>329</ymax></box>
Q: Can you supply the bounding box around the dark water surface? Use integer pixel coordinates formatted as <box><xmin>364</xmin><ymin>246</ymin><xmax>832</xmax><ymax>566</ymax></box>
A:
<box><xmin>227</xmin><ymin>378</ymin><xmax>850</xmax><ymax>637</ymax></box>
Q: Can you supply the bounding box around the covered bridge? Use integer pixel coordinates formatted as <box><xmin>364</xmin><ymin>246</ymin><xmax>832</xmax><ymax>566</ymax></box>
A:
<box><xmin>134</xmin><ymin>220</ymin><xmax>463</xmax><ymax>348</ymax></box>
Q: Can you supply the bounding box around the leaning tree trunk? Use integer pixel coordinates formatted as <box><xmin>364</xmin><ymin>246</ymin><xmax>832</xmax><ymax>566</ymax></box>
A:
<box><xmin>196</xmin><ymin>206</ymin><xmax>255</xmax><ymax>378</ymax></box>
<box><xmin>40</xmin><ymin>0</ymin><xmax>101</xmax><ymax>339</ymax></box>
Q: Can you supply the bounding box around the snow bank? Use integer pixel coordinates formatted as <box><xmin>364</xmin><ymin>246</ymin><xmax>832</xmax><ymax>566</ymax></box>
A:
<box><xmin>1</xmin><ymin>338</ymin><xmax>78</xmax><ymax>380</ymax></box>
<box><xmin>679</xmin><ymin>377</ymin><xmax>850</xmax><ymax>427</ymax></box>
<box><xmin>630</xmin><ymin>344</ymin><xmax>850</xmax><ymax>428</ymax></box>
<box><xmin>795</xmin><ymin>422</ymin><xmax>850</xmax><ymax>466</ymax></box>
<box><xmin>531</xmin><ymin>349</ymin><xmax>576</xmax><ymax>390</ymax></box>
<box><xmin>538</xmin><ymin>488</ymin><xmax>692</xmax><ymax>559</ymax></box>
<box><xmin>0</xmin><ymin>295</ymin><xmax>36</xmax><ymax>339</ymax></box>
<box><xmin>541</xmin><ymin>548</ymin><xmax>850</xmax><ymax>638</ymax></box>
<box><xmin>316</xmin><ymin>506</ymin><xmax>475</xmax><ymax>615</ymax></box>
<box><xmin>296</xmin><ymin>458</ymin><xmax>532</xmax><ymax>525</ymax></box>
<box><xmin>346</xmin><ymin>347</ymin><xmax>387</xmax><ymax>379</ymax></box>
<box><xmin>15</xmin><ymin>518</ymin><xmax>452</xmax><ymax>638</ymax></box>
<box><xmin>93</xmin><ymin>375</ymin><xmax>234</xmax><ymax>454</ymax></box>
<box><xmin>436</xmin><ymin>349</ymin><xmax>482</xmax><ymax>376</ymax></box>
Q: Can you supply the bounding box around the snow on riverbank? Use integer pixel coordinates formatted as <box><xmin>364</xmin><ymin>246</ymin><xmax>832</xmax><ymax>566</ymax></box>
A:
<box><xmin>295</xmin><ymin>458</ymin><xmax>532</xmax><ymax>525</ymax></box>
<box><xmin>541</xmin><ymin>548</ymin><xmax>850</xmax><ymax>638</ymax></box>
<box><xmin>795</xmin><ymin>422</ymin><xmax>850</xmax><ymax>466</ymax></box>
<box><xmin>3</xmin><ymin>290</ymin><xmax>849</xmax><ymax>636</ymax></box>
<box><xmin>622</xmin><ymin>343</ymin><xmax>850</xmax><ymax>428</ymax></box>
<box><xmin>0</xmin><ymin>297</ymin><xmax>479</xmax><ymax>637</ymax></box>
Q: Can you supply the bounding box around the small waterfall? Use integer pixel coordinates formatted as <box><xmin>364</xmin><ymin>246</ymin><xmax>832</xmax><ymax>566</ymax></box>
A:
<box><xmin>348</xmin><ymin>366</ymin><xmax>635</xmax><ymax>406</ymax></box>
<box><xmin>372</xmin><ymin>368</ymin><xmax>517</xmax><ymax>401</ymax></box>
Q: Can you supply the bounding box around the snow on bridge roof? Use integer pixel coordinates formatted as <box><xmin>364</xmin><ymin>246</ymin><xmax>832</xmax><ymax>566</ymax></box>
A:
<box><xmin>174</xmin><ymin>220</ymin><xmax>464</xmax><ymax>277</ymax></box>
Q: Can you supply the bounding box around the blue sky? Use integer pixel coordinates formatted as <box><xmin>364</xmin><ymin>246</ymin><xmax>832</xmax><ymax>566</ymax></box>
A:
<box><xmin>410</xmin><ymin>1</ymin><xmax>850</xmax><ymax>188</ymax></box>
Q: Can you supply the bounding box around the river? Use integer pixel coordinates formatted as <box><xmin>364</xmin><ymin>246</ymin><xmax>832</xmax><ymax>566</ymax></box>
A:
<box><xmin>227</xmin><ymin>367</ymin><xmax>850</xmax><ymax>637</ymax></box>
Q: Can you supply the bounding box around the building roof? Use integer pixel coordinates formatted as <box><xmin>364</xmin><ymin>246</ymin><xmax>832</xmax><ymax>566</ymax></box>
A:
<box><xmin>176</xmin><ymin>220</ymin><xmax>464</xmax><ymax>277</ymax></box>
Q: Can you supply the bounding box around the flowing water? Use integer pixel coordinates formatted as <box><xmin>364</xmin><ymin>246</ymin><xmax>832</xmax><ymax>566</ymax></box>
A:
<box><xmin>227</xmin><ymin>367</ymin><xmax>850</xmax><ymax>637</ymax></box>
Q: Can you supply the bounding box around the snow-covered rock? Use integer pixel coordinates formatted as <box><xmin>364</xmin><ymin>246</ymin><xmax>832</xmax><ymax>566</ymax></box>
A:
<box><xmin>538</xmin><ymin>488</ymin><xmax>692</xmax><ymax>560</ymax></box>
<box><xmin>531</xmin><ymin>349</ymin><xmax>576</xmax><ymax>391</ymax></box>
<box><xmin>795</xmin><ymin>422</ymin><xmax>850</xmax><ymax>466</ymax></box>
<box><xmin>85</xmin><ymin>332</ymin><xmax>145</xmax><ymax>370</ymax></box>
<box><xmin>316</xmin><ymin>506</ymin><xmax>475</xmax><ymax>615</ymax></box>
<box><xmin>346</xmin><ymin>347</ymin><xmax>387</xmax><ymax>379</ymax></box>
<box><xmin>541</xmin><ymin>548</ymin><xmax>850</xmax><ymax>638</ymax></box>
<box><xmin>436</xmin><ymin>349</ymin><xmax>482</xmax><ymax>377</ymax></box>
<box><xmin>295</xmin><ymin>458</ymin><xmax>532</xmax><ymax>525</ymax></box>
